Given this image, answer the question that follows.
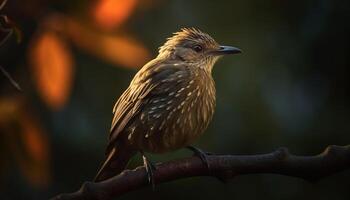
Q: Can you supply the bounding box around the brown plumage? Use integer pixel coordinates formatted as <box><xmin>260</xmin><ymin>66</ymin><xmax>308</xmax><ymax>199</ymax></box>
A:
<box><xmin>94</xmin><ymin>28</ymin><xmax>241</xmax><ymax>182</ymax></box>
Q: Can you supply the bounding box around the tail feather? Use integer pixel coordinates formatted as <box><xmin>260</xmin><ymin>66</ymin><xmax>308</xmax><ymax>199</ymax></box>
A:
<box><xmin>94</xmin><ymin>146</ymin><xmax>135</xmax><ymax>182</ymax></box>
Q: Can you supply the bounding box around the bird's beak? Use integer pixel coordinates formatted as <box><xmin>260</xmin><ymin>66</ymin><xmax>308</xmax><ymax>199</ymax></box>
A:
<box><xmin>211</xmin><ymin>46</ymin><xmax>242</xmax><ymax>55</ymax></box>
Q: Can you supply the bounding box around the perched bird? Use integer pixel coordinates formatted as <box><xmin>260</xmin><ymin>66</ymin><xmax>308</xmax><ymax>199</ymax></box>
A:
<box><xmin>94</xmin><ymin>28</ymin><xmax>241</xmax><ymax>183</ymax></box>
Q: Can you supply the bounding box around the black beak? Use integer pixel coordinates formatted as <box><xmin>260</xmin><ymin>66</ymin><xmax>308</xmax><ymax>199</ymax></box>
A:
<box><xmin>212</xmin><ymin>46</ymin><xmax>242</xmax><ymax>55</ymax></box>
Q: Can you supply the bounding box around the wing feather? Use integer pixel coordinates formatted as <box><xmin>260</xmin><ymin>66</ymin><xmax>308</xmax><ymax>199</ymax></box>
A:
<box><xmin>107</xmin><ymin>60</ymin><xmax>189</xmax><ymax>152</ymax></box>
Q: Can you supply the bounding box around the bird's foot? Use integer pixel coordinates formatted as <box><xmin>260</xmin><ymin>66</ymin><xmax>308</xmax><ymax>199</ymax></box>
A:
<box><xmin>141</xmin><ymin>152</ymin><xmax>156</xmax><ymax>190</ymax></box>
<box><xmin>187</xmin><ymin>146</ymin><xmax>211</xmax><ymax>169</ymax></box>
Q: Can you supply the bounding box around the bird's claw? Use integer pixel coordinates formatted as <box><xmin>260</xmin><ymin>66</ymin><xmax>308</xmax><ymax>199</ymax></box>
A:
<box><xmin>187</xmin><ymin>146</ymin><xmax>211</xmax><ymax>169</ymax></box>
<box><xmin>142</xmin><ymin>153</ymin><xmax>156</xmax><ymax>190</ymax></box>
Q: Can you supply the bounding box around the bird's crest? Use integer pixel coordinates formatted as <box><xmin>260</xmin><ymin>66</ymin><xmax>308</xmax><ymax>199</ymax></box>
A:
<box><xmin>159</xmin><ymin>28</ymin><xmax>217</xmax><ymax>54</ymax></box>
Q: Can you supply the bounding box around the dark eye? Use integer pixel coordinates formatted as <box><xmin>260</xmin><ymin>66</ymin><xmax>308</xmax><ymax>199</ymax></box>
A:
<box><xmin>193</xmin><ymin>45</ymin><xmax>203</xmax><ymax>52</ymax></box>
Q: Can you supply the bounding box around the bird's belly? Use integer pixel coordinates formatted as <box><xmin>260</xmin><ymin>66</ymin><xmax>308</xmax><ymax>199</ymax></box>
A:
<box><xmin>145</xmin><ymin>127</ymin><xmax>201</xmax><ymax>153</ymax></box>
<box><xmin>130</xmin><ymin>103</ymin><xmax>214</xmax><ymax>153</ymax></box>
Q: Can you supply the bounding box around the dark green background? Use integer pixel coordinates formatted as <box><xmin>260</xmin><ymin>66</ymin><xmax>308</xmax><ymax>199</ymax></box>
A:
<box><xmin>1</xmin><ymin>0</ymin><xmax>350</xmax><ymax>199</ymax></box>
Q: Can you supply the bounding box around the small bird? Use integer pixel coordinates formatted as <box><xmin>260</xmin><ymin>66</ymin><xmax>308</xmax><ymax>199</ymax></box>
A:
<box><xmin>94</xmin><ymin>28</ymin><xmax>241</xmax><ymax>183</ymax></box>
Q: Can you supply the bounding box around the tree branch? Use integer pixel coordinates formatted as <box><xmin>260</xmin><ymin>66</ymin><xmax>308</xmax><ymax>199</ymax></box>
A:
<box><xmin>51</xmin><ymin>145</ymin><xmax>350</xmax><ymax>200</ymax></box>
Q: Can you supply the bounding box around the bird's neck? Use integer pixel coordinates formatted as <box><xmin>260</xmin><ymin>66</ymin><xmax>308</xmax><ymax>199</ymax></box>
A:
<box><xmin>156</xmin><ymin>53</ymin><xmax>216</xmax><ymax>75</ymax></box>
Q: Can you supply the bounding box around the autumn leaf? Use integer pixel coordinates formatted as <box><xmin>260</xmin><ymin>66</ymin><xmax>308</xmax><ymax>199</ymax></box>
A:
<box><xmin>93</xmin><ymin>0</ymin><xmax>138</xmax><ymax>30</ymax></box>
<box><xmin>98</xmin><ymin>34</ymin><xmax>151</xmax><ymax>68</ymax></box>
<box><xmin>65</xmin><ymin>16</ymin><xmax>151</xmax><ymax>68</ymax></box>
<box><xmin>18</xmin><ymin>112</ymin><xmax>51</xmax><ymax>188</ymax></box>
<box><xmin>0</xmin><ymin>97</ymin><xmax>51</xmax><ymax>188</ymax></box>
<box><xmin>29</xmin><ymin>31</ymin><xmax>74</xmax><ymax>110</ymax></box>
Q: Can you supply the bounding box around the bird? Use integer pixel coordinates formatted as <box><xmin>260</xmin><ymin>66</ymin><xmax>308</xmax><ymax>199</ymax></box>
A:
<box><xmin>94</xmin><ymin>28</ymin><xmax>241</xmax><ymax>183</ymax></box>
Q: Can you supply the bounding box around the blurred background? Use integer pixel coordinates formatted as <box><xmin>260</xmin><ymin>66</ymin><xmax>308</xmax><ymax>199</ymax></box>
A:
<box><xmin>0</xmin><ymin>0</ymin><xmax>350</xmax><ymax>199</ymax></box>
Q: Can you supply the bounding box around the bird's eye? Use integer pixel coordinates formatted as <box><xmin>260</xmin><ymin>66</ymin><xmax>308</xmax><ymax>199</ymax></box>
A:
<box><xmin>193</xmin><ymin>45</ymin><xmax>203</xmax><ymax>52</ymax></box>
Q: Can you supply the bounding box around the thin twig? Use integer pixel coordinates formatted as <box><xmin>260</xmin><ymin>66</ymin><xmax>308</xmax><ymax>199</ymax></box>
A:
<box><xmin>0</xmin><ymin>24</ymin><xmax>13</xmax><ymax>46</ymax></box>
<box><xmin>0</xmin><ymin>0</ymin><xmax>22</xmax><ymax>91</ymax></box>
<box><xmin>0</xmin><ymin>0</ymin><xmax>7</xmax><ymax>10</ymax></box>
<box><xmin>0</xmin><ymin>65</ymin><xmax>22</xmax><ymax>91</ymax></box>
<box><xmin>51</xmin><ymin>145</ymin><xmax>350</xmax><ymax>200</ymax></box>
<box><xmin>0</xmin><ymin>15</ymin><xmax>22</xmax><ymax>44</ymax></box>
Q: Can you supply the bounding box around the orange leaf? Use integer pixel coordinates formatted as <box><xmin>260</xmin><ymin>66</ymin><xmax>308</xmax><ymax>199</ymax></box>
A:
<box><xmin>21</xmin><ymin>119</ymin><xmax>49</xmax><ymax>162</ymax></box>
<box><xmin>29</xmin><ymin>31</ymin><xmax>74</xmax><ymax>110</ymax></box>
<box><xmin>65</xmin><ymin>17</ymin><xmax>151</xmax><ymax>68</ymax></box>
<box><xmin>0</xmin><ymin>97</ymin><xmax>51</xmax><ymax>188</ymax></box>
<box><xmin>93</xmin><ymin>0</ymin><xmax>138</xmax><ymax>30</ymax></box>
<box><xmin>18</xmin><ymin>111</ymin><xmax>51</xmax><ymax>188</ymax></box>
<box><xmin>100</xmin><ymin>34</ymin><xmax>151</xmax><ymax>68</ymax></box>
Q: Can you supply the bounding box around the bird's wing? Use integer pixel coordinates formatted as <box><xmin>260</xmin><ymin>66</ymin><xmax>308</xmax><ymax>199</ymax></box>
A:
<box><xmin>107</xmin><ymin>60</ymin><xmax>190</xmax><ymax>152</ymax></box>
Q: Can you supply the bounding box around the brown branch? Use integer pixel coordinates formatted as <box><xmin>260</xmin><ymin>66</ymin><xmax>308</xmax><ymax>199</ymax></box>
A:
<box><xmin>51</xmin><ymin>145</ymin><xmax>350</xmax><ymax>200</ymax></box>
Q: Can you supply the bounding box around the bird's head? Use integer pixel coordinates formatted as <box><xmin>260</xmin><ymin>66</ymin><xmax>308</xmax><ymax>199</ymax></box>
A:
<box><xmin>158</xmin><ymin>28</ymin><xmax>241</xmax><ymax>71</ymax></box>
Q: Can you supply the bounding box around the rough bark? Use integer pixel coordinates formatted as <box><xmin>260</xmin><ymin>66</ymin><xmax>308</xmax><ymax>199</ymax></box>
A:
<box><xmin>51</xmin><ymin>145</ymin><xmax>350</xmax><ymax>200</ymax></box>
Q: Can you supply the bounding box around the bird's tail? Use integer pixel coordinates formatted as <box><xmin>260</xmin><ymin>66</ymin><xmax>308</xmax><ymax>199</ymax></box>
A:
<box><xmin>94</xmin><ymin>145</ymin><xmax>136</xmax><ymax>182</ymax></box>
